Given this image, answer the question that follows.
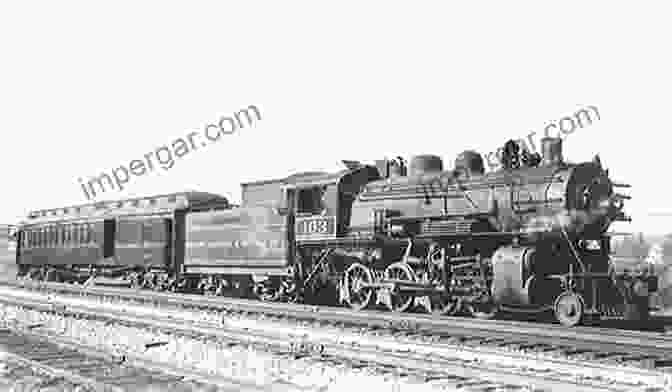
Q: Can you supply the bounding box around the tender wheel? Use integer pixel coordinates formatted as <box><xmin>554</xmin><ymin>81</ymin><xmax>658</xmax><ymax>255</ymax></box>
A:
<box><xmin>199</xmin><ymin>276</ymin><xmax>218</xmax><ymax>296</ymax></box>
<box><xmin>28</xmin><ymin>268</ymin><xmax>44</xmax><ymax>281</ymax></box>
<box><xmin>384</xmin><ymin>262</ymin><xmax>416</xmax><ymax>313</ymax></box>
<box><xmin>44</xmin><ymin>268</ymin><xmax>61</xmax><ymax>283</ymax></box>
<box><xmin>554</xmin><ymin>291</ymin><xmax>585</xmax><ymax>327</ymax></box>
<box><xmin>128</xmin><ymin>272</ymin><xmax>144</xmax><ymax>290</ymax></box>
<box><xmin>254</xmin><ymin>279</ymin><xmax>283</xmax><ymax>302</ymax></box>
<box><xmin>343</xmin><ymin>263</ymin><xmax>374</xmax><ymax>311</ymax></box>
<box><xmin>143</xmin><ymin>272</ymin><xmax>158</xmax><ymax>290</ymax></box>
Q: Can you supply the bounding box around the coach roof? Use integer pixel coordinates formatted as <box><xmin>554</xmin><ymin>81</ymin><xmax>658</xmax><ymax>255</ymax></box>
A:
<box><xmin>24</xmin><ymin>191</ymin><xmax>228</xmax><ymax>225</ymax></box>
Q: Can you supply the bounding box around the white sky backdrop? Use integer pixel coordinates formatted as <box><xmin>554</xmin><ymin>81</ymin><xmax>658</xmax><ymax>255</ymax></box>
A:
<box><xmin>0</xmin><ymin>2</ymin><xmax>670</xmax><ymax>234</ymax></box>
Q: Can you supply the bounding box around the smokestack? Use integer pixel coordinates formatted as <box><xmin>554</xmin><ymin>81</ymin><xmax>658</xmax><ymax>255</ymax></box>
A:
<box><xmin>541</xmin><ymin>137</ymin><xmax>563</xmax><ymax>166</ymax></box>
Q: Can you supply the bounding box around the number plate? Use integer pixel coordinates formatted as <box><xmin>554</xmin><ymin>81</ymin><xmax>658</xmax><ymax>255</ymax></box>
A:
<box><xmin>295</xmin><ymin>216</ymin><xmax>336</xmax><ymax>238</ymax></box>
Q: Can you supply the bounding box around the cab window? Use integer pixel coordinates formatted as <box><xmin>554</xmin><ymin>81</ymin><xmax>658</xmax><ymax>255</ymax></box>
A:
<box><xmin>297</xmin><ymin>186</ymin><xmax>326</xmax><ymax>215</ymax></box>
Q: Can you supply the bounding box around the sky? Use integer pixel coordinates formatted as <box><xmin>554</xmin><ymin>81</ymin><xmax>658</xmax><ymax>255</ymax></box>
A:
<box><xmin>0</xmin><ymin>2</ymin><xmax>670</xmax><ymax>235</ymax></box>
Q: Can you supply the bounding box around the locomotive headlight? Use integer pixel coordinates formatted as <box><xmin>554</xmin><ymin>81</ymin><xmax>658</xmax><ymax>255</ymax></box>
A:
<box><xmin>598</xmin><ymin>198</ymin><xmax>611</xmax><ymax>209</ymax></box>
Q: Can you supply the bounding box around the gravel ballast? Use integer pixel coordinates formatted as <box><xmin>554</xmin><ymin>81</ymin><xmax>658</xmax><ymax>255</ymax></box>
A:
<box><xmin>0</xmin><ymin>304</ymin><xmax>522</xmax><ymax>392</ymax></box>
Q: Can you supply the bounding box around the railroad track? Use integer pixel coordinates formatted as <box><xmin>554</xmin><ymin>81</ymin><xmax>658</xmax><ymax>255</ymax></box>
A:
<box><xmin>0</xmin><ymin>280</ymin><xmax>671</xmax><ymax>391</ymax></box>
<box><xmin>0</xmin><ymin>315</ymin><xmax>314</xmax><ymax>392</ymax></box>
<box><xmin>0</xmin><ymin>327</ymin><xmax>234</xmax><ymax>392</ymax></box>
<box><xmin>7</xmin><ymin>279</ymin><xmax>672</xmax><ymax>368</ymax></box>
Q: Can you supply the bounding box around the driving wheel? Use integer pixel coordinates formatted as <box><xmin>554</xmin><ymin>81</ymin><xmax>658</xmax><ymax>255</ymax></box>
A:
<box><xmin>344</xmin><ymin>263</ymin><xmax>374</xmax><ymax>311</ymax></box>
<box><xmin>384</xmin><ymin>262</ymin><xmax>416</xmax><ymax>313</ymax></box>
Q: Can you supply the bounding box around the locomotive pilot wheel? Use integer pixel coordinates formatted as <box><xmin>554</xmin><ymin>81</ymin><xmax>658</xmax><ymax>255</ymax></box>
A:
<box><xmin>344</xmin><ymin>263</ymin><xmax>374</xmax><ymax>311</ymax></box>
<box><xmin>384</xmin><ymin>262</ymin><xmax>416</xmax><ymax>313</ymax></box>
<box><xmin>465</xmin><ymin>300</ymin><xmax>499</xmax><ymax>319</ymax></box>
<box><xmin>554</xmin><ymin>291</ymin><xmax>585</xmax><ymax>327</ymax></box>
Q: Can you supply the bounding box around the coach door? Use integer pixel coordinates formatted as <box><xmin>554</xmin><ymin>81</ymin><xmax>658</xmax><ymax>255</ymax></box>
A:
<box><xmin>142</xmin><ymin>217</ymin><xmax>173</xmax><ymax>268</ymax></box>
<box><xmin>103</xmin><ymin>219</ymin><xmax>115</xmax><ymax>259</ymax></box>
<box><xmin>162</xmin><ymin>218</ymin><xmax>173</xmax><ymax>267</ymax></box>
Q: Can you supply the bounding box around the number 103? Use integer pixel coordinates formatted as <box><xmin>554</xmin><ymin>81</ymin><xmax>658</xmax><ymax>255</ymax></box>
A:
<box><xmin>302</xmin><ymin>219</ymin><xmax>329</xmax><ymax>234</ymax></box>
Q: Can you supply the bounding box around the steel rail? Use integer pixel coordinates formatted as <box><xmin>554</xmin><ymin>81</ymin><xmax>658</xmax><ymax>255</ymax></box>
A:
<box><xmin>0</xmin><ymin>287</ymin><xmax>669</xmax><ymax>391</ymax></box>
<box><xmin>0</xmin><ymin>325</ymin><xmax>298</xmax><ymax>392</ymax></box>
<box><xmin>0</xmin><ymin>349</ymin><xmax>125</xmax><ymax>392</ymax></box>
<box><xmin>6</xmin><ymin>279</ymin><xmax>671</xmax><ymax>358</ymax></box>
<box><xmin>0</xmin><ymin>299</ymin><xmax>306</xmax><ymax>391</ymax></box>
<box><xmin>0</xmin><ymin>327</ymin><xmax>190</xmax><ymax>392</ymax></box>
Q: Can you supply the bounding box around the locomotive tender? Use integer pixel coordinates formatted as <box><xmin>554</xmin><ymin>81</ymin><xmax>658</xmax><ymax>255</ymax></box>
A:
<box><xmin>13</xmin><ymin>137</ymin><xmax>657</xmax><ymax>326</ymax></box>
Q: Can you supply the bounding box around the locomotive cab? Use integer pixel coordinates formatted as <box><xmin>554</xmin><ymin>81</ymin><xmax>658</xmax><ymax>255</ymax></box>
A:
<box><xmin>282</xmin><ymin>166</ymin><xmax>381</xmax><ymax>241</ymax></box>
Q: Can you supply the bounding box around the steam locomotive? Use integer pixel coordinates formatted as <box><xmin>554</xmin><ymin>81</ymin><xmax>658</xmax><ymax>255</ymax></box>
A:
<box><xmin>13</xmin><ymin>137</ymin><xmax>657</xmax><ymax>326</ymax></box>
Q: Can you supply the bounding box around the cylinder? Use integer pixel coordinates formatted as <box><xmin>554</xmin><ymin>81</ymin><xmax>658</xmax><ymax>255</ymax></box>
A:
<box><xmin>541</xmin><ymin>137</ymin><xmax>563</xmax><ymax>166</ymax></box>
<box><xmin>409</xmin><ymin>155</ymin><xmax>443</xmax><ymax>176</ymax></box>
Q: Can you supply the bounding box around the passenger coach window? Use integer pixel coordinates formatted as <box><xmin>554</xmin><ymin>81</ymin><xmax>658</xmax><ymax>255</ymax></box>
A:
<box><xmin>73</xmin><ymin>225</ymin><xmax>79</xmax><ymax>246</ymax></box>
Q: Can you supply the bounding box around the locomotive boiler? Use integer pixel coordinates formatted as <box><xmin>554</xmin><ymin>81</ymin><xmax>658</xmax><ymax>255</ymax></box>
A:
<box><xmin>337</xmin><ymin>137</ymin><xmax>655</xmax><ymax>325</ymax></box>
<box><xmin>11</xmin><ymin>137</ymin><xmax>657</xmax><ymax>327</ymax></box>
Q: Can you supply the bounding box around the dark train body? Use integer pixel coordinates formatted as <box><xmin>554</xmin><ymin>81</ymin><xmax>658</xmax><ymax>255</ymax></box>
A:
<box><xmin>1</xmin><ymin>224</ymin><xmax>17</xmax><ymax>273</ymax></box>
<box><xmin>12</xmin><ymin>138</ymin><xmax>658</xmax><ymax>326</ymax></box>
